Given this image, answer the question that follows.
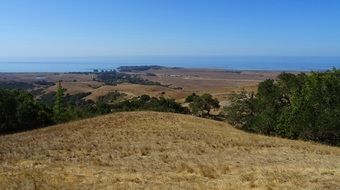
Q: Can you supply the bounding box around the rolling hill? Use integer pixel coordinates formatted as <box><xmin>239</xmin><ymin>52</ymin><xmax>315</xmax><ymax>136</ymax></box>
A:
<box><xmin>0</xmin><ymin>112</ymin><xmax>339</xmax><ymax>189</ymax></box>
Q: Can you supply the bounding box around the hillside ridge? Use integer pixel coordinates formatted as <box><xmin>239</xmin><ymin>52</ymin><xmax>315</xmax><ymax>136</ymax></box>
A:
<box><xmin>0</xmin><ymin>111</ymin><xmax>339</xmax><ymax>190</ymax></box>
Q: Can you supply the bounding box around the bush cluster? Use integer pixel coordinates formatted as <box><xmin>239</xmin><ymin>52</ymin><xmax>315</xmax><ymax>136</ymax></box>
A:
<box><xmin>225</xmin><ymin>69</ymin><xmax>340</xmax><ymax>146</ymax></box>
<box><xmin>0</xmin><ymin>90</ymin><xmax>52</xmax><ymax>134</ymax></box>
<box><xmin>0</xmin><ymin>88</ymin><xmax>189</xmax><ymax>133</ymax></box>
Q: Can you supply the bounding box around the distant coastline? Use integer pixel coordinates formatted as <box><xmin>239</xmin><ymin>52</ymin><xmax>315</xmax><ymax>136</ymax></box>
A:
<box><xmin>0</xmin><ymin>56</ymin><xmax>339</xmax><ymax>72</ymax></box>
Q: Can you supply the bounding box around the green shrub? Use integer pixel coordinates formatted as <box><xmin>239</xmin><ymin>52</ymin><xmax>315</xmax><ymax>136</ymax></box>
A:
<box><xmin>224</xmin><ymin>69</ymin><xmax>340</xmax><ymax>146</ymax></box>
<box><xmin>0</xmin><ymin>89</ymin><xmax>52</xmax><ymax>133</ymax></box>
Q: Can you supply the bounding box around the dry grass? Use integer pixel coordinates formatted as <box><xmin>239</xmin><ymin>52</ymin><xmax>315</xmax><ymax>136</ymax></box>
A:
<box><xmin>135</xmin><ymin>68</ymin><xmax>279</xmax><ymax>92</ymax></box>
<box><xmin>45</xmin><ymin>81</ymin><xmax>102</xmax><ymax>95</ymax></box>
<box><xmin>85</xmin><ymin>83</ymin><xmax>190</xmax><ymax>101</ymax></box>
<box><xmin>0</xmin><ymin>112</ymin><xmax>339</xmax><ymax>190</ymax></box>
<box><xmin>128</xmin><ymin>68</ymin><xmax>280</xmax><ymax>102</ymax></box>
<box><xmin>1</xmin><ymin>69</ymin><xmax>279</xmax><ymax>102</ymax></box>
<box><xmin>0</xmin><ymin>73</ymin><xmax>96</xmax><ymax>83</ymax></box>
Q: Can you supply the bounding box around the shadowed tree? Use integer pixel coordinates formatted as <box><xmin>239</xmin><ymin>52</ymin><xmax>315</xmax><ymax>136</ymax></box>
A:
<box><xmin>53</xmin><ymin>81</ymin><xmax>66</xmax><ymax>123</ymax></box>
<box><xmin>189</xmin><ymin>93</ymin><xmax>219</xmax><ymax>117</ymax></box>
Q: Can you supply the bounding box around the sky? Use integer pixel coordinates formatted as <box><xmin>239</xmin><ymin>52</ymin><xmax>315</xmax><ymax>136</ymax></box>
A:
<box><xmin>0</xmin><ymin>0</ymin><xmax>340</xmax><ymax>57</ymax></box>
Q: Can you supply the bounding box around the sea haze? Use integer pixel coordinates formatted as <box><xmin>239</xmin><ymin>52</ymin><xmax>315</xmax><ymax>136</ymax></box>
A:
<box><xmin>0</xmin><ymin>56</ymin><xmax>339</xmax><ymax>72</ymax></box>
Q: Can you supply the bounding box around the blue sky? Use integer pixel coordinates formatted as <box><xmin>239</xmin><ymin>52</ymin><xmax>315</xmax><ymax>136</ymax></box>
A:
<box><xmin>0</xmin><ymin>0</ymin><xmax>340</xmax><ymax>57</ymax></box>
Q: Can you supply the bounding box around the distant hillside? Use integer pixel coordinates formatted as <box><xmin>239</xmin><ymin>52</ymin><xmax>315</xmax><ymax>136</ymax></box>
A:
<box><xmin>0</xmin><ymin>112</ymin><xmax>339</xmax><ymax>189</ymax></box>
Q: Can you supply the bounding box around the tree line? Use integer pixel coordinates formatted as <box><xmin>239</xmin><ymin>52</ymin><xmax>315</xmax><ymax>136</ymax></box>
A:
<box><xmin>0</xmin><ymin>81</ymin><xmax>221</xmax><ymax>134</ymax></box>
<box><xmin>225</xmin><ymin>69</ymin><xmax>340</xmax><ymax>146</ymax></box>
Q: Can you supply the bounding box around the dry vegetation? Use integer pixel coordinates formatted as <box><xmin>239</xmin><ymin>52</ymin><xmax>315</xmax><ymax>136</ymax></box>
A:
<box><xmin>85</xmin><ymin>83</ymin><xmax>190</xmax><ymax>101</ymax></box>
<box><xmin>0</xmin><ymin>111</ymin><xmax>339</xmax><ymax>190</ymax></box>
<box><xmin>133</xmin><ymin>68</ymin><xmax>279</xmax><ymax>92</ymax></box>
<box><xmin>127</xmin><ymin>68</ymin><xmax>280</xmax><ymax>102</ymax></box>
<box><xmin>0</xmin><ymin>73</ymin><xmax>95</xmax><ymax>83</ymax></box>
<box><xmin>45</xmin><ymin>81</ymin><xmax>102</xmax><ymax>95</ymax></box>
<box><xmin>1</xmin><ymin>69</ymin><xmax>279</xmax><ymax>103</ymax></box>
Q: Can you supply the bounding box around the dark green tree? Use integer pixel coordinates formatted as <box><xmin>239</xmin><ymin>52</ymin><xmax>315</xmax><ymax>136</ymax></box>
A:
<box><xmin>185</xmin><ymin>92</ymin><xmax>198</xmax><ymax>102</ymax></box>
<box><xmin>53</xmin><ymin>81</ymin><xmax>66</xmax><ymax>123</ymax></box>
<box><xmin>224</xmin><ymin>90</ymin><xmax>255</xmax><ymax>130</ymax></box>
<box><xmin>0</xmin><ymin>89</ymin><xmax>52</xmax><ymax>133</ymax></box>
<box><xmin>224</xmin><ymin>68</ymin><xmax>340</xmax><ymax>146</ymax></box>
<box><xmin>189</xmin><ymin>93</ymin><xmax>219</xmax><ymax>117</ymax></box>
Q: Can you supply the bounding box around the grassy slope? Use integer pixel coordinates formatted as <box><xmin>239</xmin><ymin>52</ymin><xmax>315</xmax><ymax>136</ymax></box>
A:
<box><xmin>0</xmin><ymin>112</ymin><xmax>339</xmax><ymax>190</ymax></box>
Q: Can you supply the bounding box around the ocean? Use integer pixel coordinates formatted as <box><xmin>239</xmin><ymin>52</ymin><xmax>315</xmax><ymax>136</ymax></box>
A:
<box><xmin>0</xmin><ymin>56</ymin><xmax>339</xmax><ymax>72</ymax></box>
